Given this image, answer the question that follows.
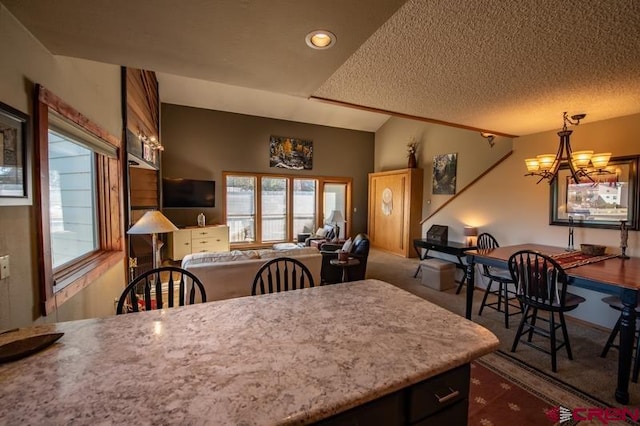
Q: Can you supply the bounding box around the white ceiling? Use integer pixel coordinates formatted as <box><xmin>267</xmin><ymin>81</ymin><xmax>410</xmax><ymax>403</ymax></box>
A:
<box><xmin>3</xmin><ymin>0</ymin><xmax>640</xmax><ymax>136</ymax></box>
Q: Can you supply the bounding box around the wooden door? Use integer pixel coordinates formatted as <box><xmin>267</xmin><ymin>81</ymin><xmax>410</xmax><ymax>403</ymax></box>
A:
<box><xmin>370</xmin><ymin>173</ymin><xmax>407</xmax><ymax>255</ymax></box>
<box><xmin>368</xmin><ymin>169</ymin><xmax>423</xmax><ymax>257</ymax></box>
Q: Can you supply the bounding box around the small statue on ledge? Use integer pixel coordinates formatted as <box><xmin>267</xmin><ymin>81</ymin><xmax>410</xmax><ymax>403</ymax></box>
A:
<box><xmin>619</xmin><ymin>220</ymin><xmax>630</xmax><ymax>259</ymax></box>
<box><xmin>567</xmin><ymin>216</ymin><xmax>575</xmax><ymax>251</ymax></box>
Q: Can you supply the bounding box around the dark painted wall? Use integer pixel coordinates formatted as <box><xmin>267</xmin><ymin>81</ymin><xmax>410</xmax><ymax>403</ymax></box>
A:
<box><xmin>160</xmin><ymin>103</ymin><xmax>375</xmax><ymax>235</ymax></box>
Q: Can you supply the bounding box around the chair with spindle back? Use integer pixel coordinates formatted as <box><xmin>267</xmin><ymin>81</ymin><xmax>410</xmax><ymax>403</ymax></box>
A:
<box><xmin>508</xmin><ymin>250</ymin><xmax>586</xmax><ymax>372</ymax></box>
<box><xmin>116</xmin><ymin>266</ymin><xmax>207</xmax><ymax>314</ymax></box>
<box><xmin>476</xmin><ymin>233</ymin><xmax>521</xmax><ymax>328</ymax></box>
<box><xmin>251</xmin><ymin>257</ymin><xmax>315</xmax><ymax>296</ymax></box>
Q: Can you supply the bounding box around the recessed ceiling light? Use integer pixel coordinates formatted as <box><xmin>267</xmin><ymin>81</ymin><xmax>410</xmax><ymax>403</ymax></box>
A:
<box><xmin>305</xmin><ymin>30</ymin><xmax>336</xmax><ymax>50</ymax></box>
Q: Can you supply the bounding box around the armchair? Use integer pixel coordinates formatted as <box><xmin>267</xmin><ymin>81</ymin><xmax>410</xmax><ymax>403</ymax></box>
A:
<box><xmin>304</xmin><ymin>224</ymin><xmax>336</xmax><ymax>247</ymax></box>
<box><xmin>320</xmin><ymin>233</ymin><xmax>370</xmax><ymax>284</ymax></box>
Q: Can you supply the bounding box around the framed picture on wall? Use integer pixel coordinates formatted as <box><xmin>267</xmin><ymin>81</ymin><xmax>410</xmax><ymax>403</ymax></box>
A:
<box><xmin>0</xmin><ymin>101</ymin><xmax>31</xmax><ymax>205</ymax></box>
<box><xmin>550</xmin><ymin>155</ymin><xmax>639</xmax><ymax>230</ymax></box>
<box><xmin>432</xmin><ymin>153</ymin><xmax>457</xmax><ymax>195</ymax></box>
<box><xmin>269</xmin><ymin>135</ymin><xmax>313</xmax><ymax>170</ymax></box>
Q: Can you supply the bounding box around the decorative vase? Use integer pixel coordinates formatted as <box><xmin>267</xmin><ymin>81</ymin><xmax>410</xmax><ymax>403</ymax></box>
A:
<box><xmin>408</xmin><ymin>153</ymin><xmax>417</xmax><ymax>168</ymax></box>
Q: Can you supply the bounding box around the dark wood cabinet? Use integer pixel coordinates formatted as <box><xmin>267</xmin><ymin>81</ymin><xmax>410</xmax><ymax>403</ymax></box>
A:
<box><xmin>316</xmin><ymin>364</ymin><xmax>469</xmax><ymax>425</ymax></box>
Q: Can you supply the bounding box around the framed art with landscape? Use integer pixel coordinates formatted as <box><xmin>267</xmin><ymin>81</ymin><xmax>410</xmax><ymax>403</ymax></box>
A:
<box><xmin>269</xmin><ymin>135</ymin><xmax>313</xmax><ymax>170</ymax></box>
<box><xmin>550</xmin><ymin>155</ymin><xmax>639</xmax><ymax>230</ymax></box>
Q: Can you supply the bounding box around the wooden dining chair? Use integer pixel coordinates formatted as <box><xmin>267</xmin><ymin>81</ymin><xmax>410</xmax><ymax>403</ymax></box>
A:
<box><xmin>600</xmin><ymin>295</ymin><xmax>640</xmax><ymax>382</ymax></box>
<box><xmin>251</xmin><ymin>257</ymin><xmax>315</xmax><ymax>295</ymax></box>
<box><xmin>116</xmin><ymin>266</ymin><xmax>207</xmax><ymax>314</ymax></box>
<box><xmin>508</xmin><ymin>250</ymin><xmax>586</xmax><ymax>372</ymax></box>
<box><xmin>476</xmin><ymin>233</ymin><xmax>521</xmax><ymax>328</ymax></box>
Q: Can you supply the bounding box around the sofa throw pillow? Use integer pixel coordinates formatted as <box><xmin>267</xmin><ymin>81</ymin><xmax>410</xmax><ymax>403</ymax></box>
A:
<box><xmin>324</xmin><ymin>224</ymin><xmax>336</xmax><ymax>240</ymax></box>
<box><xmin>315</xmin><ymin>227</ymin><xmax>327</xmax><ymax>237</ymax></box>
<box><xmin>341</xmin><ymin>238</ymin><xmax>353</xmax><ymax>253</ymax></box>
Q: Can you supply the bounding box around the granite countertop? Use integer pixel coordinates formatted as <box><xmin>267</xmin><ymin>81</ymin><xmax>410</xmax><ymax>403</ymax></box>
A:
<box><xmin>0</xmin><ymin>279</ymin><xmax>498</xmax><ymax>425</ymax></box>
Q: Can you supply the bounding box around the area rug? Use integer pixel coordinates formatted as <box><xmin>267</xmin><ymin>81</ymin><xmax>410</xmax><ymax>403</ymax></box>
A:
<box><xmin>471</xmin><ymin>350</ymin><xmax>638</xmax><ymax>425</ymax></box>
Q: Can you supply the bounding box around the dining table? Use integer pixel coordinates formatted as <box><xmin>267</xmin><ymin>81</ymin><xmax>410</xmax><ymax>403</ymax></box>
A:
<box><xmin>0</xmin><ymin>279</ymin><xmax>498</xmax><ymax>425</ymax></box>
<box><xmin>465</xmin><ymin>243</ymin><xmax>640</xmax><ymax>405</ymax></box>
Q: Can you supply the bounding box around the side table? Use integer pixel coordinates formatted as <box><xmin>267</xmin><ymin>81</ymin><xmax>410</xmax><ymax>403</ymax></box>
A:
<box><xmin>329</xmin><ymin>258</ymin><xmax>361</xmax><ymax>283</ymax></box>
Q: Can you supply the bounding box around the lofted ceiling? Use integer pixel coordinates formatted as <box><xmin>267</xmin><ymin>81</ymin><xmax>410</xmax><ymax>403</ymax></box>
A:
<box><xmin>2</xmin><ymin>0</ymin><xmax>640</xmax><ymax>136</ymax></box>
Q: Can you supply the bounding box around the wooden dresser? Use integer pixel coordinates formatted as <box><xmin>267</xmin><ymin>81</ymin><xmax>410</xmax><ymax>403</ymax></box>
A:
<box><xmin>167</xmin><ymin>225</ymin><xmax>230</xmax><ymax>260</ymax></box>
<box><xmin>368</xmin><ymin>168</ymin><xmax>423</xmax><ymax>258</ymax></box>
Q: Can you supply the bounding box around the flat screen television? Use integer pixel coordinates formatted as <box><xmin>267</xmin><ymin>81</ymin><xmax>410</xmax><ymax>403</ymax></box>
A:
<box><xmin>162</xmin><ymin>178</ymin><xmax>215</xmax><ymax>208</ymax></box>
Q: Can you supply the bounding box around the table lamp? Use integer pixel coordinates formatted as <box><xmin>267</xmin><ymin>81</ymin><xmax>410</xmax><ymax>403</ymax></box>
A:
<box><xmin>464</xmin><ymin>226</ymin><xmax>478</xmax><ymax>247</ymax></box>
<box><xmin>127</xmin><ymin>210</ymin><xmax>178</xmax><ymax>268</ymax></box>
<box><xmin>327</xmin><ymin>210</ymin><xmax>345</xmax><ymax>242</ymax></box>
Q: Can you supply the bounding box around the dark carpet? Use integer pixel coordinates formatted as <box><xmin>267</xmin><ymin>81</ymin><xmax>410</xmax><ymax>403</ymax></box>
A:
<box><xmin>364</xmin><ymin>248</ymin><xmax>640</xmax><ymax>409</ymax></box>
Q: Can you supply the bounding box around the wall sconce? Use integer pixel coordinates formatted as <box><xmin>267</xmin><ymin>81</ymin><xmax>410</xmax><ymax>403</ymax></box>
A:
<box><xmin>464</xmin><ymin>226</ymin><xmax>478</xmax><ymax>247</ymax></box>
<box><xmin>138</xmin><ymin>131</ymin><xmax>163</xmax><ymax>151</ymax></box>
<box><xmin>480</xmin><ymin>132</ymin><xmax>496</xmax><ymax>147</ymax></box>
<box><xmin>138</xmin><ymin>130</ymin><xmax>163</xmax><ymax>162</ymax></box>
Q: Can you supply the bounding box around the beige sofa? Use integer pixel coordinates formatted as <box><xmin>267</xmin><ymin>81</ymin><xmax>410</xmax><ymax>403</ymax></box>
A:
<box><xmin>181</xmin><ymin>246</ymin><xmax>322</xmax><ymax>301</ymax></box>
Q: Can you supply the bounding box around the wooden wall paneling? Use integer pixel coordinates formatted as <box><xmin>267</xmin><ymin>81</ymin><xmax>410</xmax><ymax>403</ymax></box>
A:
<box><xmin>126</xmin><ymin>69</ymin><xmax>159</xmax><ymax>137</ymax></box>
<box><xmin>124</xmin><ymin>67</ymin><xmax>160</xmax><ymax>275</ymax></box>
<box><xmin>129</xmin><ymin>167</ymin><xmax>159</xmax><ymax>208</ymax></box>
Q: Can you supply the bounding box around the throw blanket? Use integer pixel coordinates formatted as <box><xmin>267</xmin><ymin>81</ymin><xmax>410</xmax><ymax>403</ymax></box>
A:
<box><xmin>550</xmin><ymin>250</ymin><xmax>618</xmax><ymax>270</ymax></box>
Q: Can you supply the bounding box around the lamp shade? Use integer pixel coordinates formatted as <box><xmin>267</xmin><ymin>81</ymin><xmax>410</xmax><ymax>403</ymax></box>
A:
<box><xmin>463</xmin><ymin>226</ymin><xmax>478</xmax><ymax>237</ymax></box>
<box><xmin>571</xmin><ymin>150</ymin><xmax>594</xmax><ymax>168</ymax></box>
<box><xmin>127</xmin><ymin>211</ymin><xmax>178</xmax><ymax>235</ymax></box>
<box><xmin>327</xmin><ymin>210</ymin><xmax>344</xmax><ymax>224</ymax></box>
<box><xmin>524</xmin><ymin>158</ymin><xmax>540</xmax><ymax>172</ymax></box>
<box><xmin>536</xmin><ymin>154</ymin><xmax>556</xmax><ymax>171</ymax></box>
<box><xmin>591</xmin><ymin>152</ymin><xmax>612</xmax><ymax>169</ymax></box>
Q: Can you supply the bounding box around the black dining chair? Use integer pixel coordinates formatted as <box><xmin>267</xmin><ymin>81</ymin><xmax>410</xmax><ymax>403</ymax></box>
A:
<box><xmin>476</xmin><ymin>233</ymin><xmax>521</xmax><ymax>328</ymax></box>
<box><xmin>116</xmin><ymin>266</ymin><xmax>207</xmax><ymax>314</ymax></box>
<box><xmin>600</xmin><ymin>295</ymin><xmax>640</xmax><ymax>382</ymax></box>
<box><xmin>251</xmin><ymin>257</ymin><xmax>315</xmax><ymax>295</ymax></box>
<box><xmin>508</xmin><ymin>250</ymin><xmax>586</xmax><ymax>372</ymax></box>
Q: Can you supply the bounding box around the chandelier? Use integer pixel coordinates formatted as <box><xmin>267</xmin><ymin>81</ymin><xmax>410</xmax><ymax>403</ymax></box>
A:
<box><xmin>524</xmin><ymin>112</ymin><xmax>611</xmax><ymax>184</ymax></box>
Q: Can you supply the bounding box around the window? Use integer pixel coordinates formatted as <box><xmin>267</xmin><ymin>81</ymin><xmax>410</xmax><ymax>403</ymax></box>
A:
<box><xmin>224</xmin><ymin>172</ymin><xmax>350</xmax><ymax>246</ymax></box>
<box><xmin>48</xmin><ymin>130</ymin><xmax>98</xmax><ymax>268</ymax></box>
<box><xmin>293</xmin><ymin>179</ymin><xmax>316</xmax><ymax>236</ymax></box>
<box><xmin>323</xmin><ymin>182</ymin><xmax>347</xmax><ymax>239</ymax></box>
<box><xmin>35</xmin><ymin>85</ymin><xmax>123</xmax><ymax>315</ymax></box>
<box><xmin>226</xmin><ymin>175</ymin><xmax>256</xmax><ymax>243</ymax></box>
<box><xmin>261</xmin><ymin>177</ymin><xmax>287</xmax><ymax>242</ymax></box>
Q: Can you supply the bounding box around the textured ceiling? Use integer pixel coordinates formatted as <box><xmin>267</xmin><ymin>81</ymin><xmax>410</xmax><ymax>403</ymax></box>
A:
<box><xmin>3</xmin><ymin>0</ymin><xmax>640</xmax><ymax>135</ymax></box>
<box><xmin>315</xmin><ymin>0</ymin><xmax>640</xmax><ymax>135</ymax></box>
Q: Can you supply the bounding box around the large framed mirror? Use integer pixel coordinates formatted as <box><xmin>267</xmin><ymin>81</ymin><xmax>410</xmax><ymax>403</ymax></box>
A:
<box><xmin>550</xmin><ymin>155</ymin><xmax>639</xmax><ymax>230</ymax></box>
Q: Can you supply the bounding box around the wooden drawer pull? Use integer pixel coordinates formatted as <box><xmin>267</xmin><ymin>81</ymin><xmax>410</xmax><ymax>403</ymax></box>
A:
<box><xmin>435</xmin><ymin>388</ymin><xmax>459</xmax><ymax>404</ymax></box>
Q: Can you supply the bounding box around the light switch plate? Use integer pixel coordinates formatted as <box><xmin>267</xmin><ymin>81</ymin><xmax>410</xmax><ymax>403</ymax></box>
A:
<box><xmin>0</xmin><ymin>255</ymin><xmax>9</xmax><ymax>279</ymax></box>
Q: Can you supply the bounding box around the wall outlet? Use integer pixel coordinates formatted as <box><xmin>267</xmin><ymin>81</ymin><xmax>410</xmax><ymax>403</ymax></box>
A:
<box><xmin>0</xmin><ymin>255</ymin><xmax>9</xmax><ymax>279</ymax></box>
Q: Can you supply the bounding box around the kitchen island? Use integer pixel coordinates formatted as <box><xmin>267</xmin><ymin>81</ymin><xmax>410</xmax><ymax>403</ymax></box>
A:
<box><xmin>0</xmin><ymin>279</ymin><xmax>498</xmax><ymax>425</ymax></box>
